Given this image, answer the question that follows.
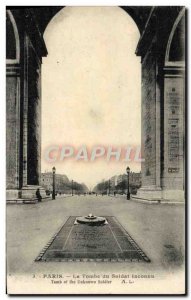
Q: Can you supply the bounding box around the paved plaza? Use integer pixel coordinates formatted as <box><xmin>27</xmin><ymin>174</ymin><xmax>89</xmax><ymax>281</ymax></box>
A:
<box><xmin>6</xmin><ymin>195</ymin><xmax>185</xmax><ymax>294</ymax></box>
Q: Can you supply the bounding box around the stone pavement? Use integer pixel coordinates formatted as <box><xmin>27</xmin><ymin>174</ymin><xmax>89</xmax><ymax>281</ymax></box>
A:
<box><xmin>6</xmin><ymin>195</ymin><xmax>185</xmax><ymax>294</ymax></box>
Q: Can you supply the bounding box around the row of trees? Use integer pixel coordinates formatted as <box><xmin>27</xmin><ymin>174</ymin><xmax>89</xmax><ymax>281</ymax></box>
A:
<box><xmin>42</xmin><ymin>172</ymin><xmax>89</xmax><ymax>195</ymax></box>
<box><xmin>93</xmin><ymin>179</ymin><xmax>141</xmax><ymax>195</ymax></box>
<box><xmin>56</xmin><ymin>181</ymin><xmax>89</xmax><ymax>195</ymax></box>
<box><xmin>93</xmin><ymin>181</ymin><xmax>109</xmax><ymax>194</ymax></box>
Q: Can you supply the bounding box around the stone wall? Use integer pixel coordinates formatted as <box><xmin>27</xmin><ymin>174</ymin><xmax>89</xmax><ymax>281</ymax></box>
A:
<box><xmin>27</xmin><ymin>42</ymin><xmax>41</xmax><ymax>186</ymax></box>
<box><xmin>162</xmin><ymin>72</ymin><xmax>184</xmax><ymax>191</ymax></box>
<box><xmin>6</xmin><ymin>8</ymin><xmax>47</xmax><ymax>201</ymax></box>
<box><xmin>6</xmin><ymin>74</ymin><xmax>20</xmax><ymax>189</ymax></box>
<box><xmin>141</xmin><ymin>45</ymin><xmax>156</xmax><ymax>187</ymax></box>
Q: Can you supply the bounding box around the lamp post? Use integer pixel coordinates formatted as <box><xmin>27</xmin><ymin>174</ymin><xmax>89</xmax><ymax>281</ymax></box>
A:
<box><xmin>126</xmin><ymin>166</ymin><xmax>130</xmax><ymax>200</ymax></box>
<box><xmin>52</xmin><ymin>166</ymin><xmax>56</xmax><ymax>200</ymax></box>
<box><xmin>108</xmin><ymin>179</ymin><xmax>110</xmax><ymax>195</ymax></box>
<box><xmin>72</xmin><ymin>180</ymin><xmax>73</xmax><ymax>196</ymax></box>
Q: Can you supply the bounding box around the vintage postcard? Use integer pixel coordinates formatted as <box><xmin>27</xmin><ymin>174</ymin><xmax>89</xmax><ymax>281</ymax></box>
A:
<box><xmin>6</xmin><ymin>6</ymin><xmax>186</xmax><ymax>295</ymax></box>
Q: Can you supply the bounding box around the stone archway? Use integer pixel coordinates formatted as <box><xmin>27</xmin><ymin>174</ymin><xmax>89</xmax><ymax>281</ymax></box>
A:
<box><xmin>6</xmin><ymin>6</ymin><xmax>185</xmax><ymax>203</ymax></box>
<box><xmin>136</xmin><ymin>7</ymin><xmax>185</xmax><ymax>202</ymax></box>
<box><xmin>162</xmin><ymin>8</ymin><xmax>185</xmax><ymax>200</ymax></box>
<box><xmin>6</xmin><ymin>10</ymin><xmax>21</xmax><ymax>199</ymax></box>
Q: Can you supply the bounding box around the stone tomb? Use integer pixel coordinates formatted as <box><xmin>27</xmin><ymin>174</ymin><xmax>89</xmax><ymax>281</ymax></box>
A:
<box><xmin>36</xmin><ymin>216</ymin><xmax>150</xmax><ymax>262</ymax></box>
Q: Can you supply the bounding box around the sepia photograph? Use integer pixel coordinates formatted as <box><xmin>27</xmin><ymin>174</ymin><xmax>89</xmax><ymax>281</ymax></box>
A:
<box><xmin>6</xmin><ymin>5</ymin><xmax>186</xmax><ymax>295</ymax></box>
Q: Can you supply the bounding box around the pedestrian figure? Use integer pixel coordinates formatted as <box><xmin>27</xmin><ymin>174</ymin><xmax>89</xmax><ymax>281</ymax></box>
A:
<box><xmin>36</xmin><ymin>188</ymin><xmax>42</xmax><ymax>202</ymax></box>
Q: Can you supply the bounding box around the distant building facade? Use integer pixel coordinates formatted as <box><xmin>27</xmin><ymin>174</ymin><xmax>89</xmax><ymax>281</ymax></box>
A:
<box><xmin>41</xmin><ymin>172</ymin><xmax>69</xmax><ymax>192</ymax></box>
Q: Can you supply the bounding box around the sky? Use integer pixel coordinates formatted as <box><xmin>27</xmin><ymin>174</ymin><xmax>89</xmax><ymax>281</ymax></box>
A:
<box><xmin>41</xmin><ymin>6</ymin><xmax>141</xmax><ymax>189</ymax></box>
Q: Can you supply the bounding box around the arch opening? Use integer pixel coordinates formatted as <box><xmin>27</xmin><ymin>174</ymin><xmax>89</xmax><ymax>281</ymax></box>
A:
<box><xmin>165</xmin><ymin>8</ymin><xmax>185</xmax><ymax>64</ymax></box>
<box><xmin>41</xmin><ymin>7</ymin><xmax>141</xmax><ymax>189</ymax></box>
<box><xmin>6</xmin><ymin>10</ymin><xmax>20</xmax><ymax>63</ymax></box>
